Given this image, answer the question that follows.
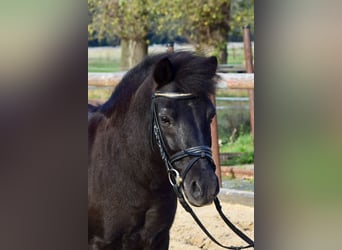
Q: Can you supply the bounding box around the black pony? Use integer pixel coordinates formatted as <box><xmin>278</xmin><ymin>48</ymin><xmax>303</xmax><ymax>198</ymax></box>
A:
<box><xmin>88</xmin><ymin>51</ymin><xmax>219</xmax><ymax>250</ymax></box>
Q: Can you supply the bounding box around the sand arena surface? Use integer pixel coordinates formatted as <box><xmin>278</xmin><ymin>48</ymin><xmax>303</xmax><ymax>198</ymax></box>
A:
<box><xmin>169</xmin><ymin>201</ymin><xmax>254</xmax><ymax>250</ymax></box>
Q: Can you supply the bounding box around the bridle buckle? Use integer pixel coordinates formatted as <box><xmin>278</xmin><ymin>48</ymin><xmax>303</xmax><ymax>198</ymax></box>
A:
<box><xmin>168</xmin><ymin>168</ymin><xmax>182</xmax><ymax>186</ymax></box>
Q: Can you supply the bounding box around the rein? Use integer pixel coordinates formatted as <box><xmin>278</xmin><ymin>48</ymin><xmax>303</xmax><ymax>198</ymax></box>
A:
<box><xmin>151</xmin><ymin>92</ymin><xmax>254</xmax><ymax>250</ymax></box>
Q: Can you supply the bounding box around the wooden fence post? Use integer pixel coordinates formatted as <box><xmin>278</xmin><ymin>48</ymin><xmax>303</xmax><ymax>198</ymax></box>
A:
<box><xmin>210</xmin><ymin>95</ymin><xmax>222</xmax><ymax>187</ymax></box>
<box><xmin>243</xmin><ymin>25</ymin><xmax>254</xmax><ymax>139</ymax></box>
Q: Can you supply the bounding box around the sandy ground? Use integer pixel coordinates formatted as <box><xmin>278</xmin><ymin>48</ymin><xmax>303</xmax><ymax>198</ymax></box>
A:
<box><xmin>169</xmin><ymin>201</ymin><xmax>254</xmax><ymax>250</ymax></box>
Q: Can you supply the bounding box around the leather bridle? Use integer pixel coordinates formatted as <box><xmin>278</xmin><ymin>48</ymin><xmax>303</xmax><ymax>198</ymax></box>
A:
<box><xmin>151</xmin><ymin>92</ymin><xmax>215</xmax><ymax>191</ymax></box>
<box><xmin>151</xmin><ymin>91</ymin><xmax>254</xmax><ymax>249</ymax></box>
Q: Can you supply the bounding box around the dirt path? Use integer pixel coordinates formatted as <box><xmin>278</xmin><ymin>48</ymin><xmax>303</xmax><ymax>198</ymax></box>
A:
<box><xmin>169</xmin><ymin>201</ymin><xmax>254</xmax><ymax>250</ymax></box>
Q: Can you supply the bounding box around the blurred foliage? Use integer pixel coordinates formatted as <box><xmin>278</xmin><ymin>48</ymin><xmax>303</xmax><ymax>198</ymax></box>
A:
<box><xmin>230</xmin><ymin>0</ymin><xmax>254</xmax><ymax>38</ymax></box>
<box><xmin>216</xmin><ymin>100</ymin><xmax>250</xmax><ymax>139</ymax></box>
<box><xmin>88</xmin><ymin>0</ymin><xmax>254</xmax><ymax>61</ymax></box>
<box><xmin>220</xmin><ymin>132</ymin><xmax>253</xmax><ymax>153</ymax></box>
<box><xmin>88</xmin><ymin>0</ymin><xmax>152</xmax><ymax>43</ymax></box>
<box><xmin>222</xmin><ymin>152</ymin><xmax>254</xmax><ymax>165</ymax></box>
<box><xmin>153</xmin><ymin>0</ymin><xmax>230</xmax><ymax>62</ymax></box>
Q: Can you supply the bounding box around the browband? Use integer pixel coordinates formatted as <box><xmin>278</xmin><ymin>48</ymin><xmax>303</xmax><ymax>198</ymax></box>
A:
<box><xmin>153</xmin><ymin>92</ymin><xmax>194</xmax><ymax>99</ymax></box>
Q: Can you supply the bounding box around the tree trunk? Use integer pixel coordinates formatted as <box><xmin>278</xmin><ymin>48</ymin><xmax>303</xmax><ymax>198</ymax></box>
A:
<box><xmin>216</xmin><ymin>42</ymin><xmax>228</xmax><ymax>65</ymax></box>
<box><xmin>211</xmin><ymin>29</ymin><xmax>228</xmax><ymax>64</ymax></box>
<box><xmin>120</xmin><ymin>38</ymin><xmax>148</xmax><ymax>70</ymax></box>
<box><xmin>194</xmin><ymin>28</ymin><xmax>228</xmax><ymax>65</ymax></box>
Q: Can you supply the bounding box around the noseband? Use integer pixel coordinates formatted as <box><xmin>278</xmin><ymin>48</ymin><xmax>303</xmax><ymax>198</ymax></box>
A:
<box><xmin>151</xmin><ymin>91</ymin><xmax>215</xmax><ymax>193</ymax></box>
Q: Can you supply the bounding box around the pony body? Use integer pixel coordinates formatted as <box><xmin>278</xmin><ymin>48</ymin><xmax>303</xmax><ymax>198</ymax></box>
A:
<box><xmin>88</xmin><ymin>52</ymin><xmax>218</xmax><ymax>249</ymax></box>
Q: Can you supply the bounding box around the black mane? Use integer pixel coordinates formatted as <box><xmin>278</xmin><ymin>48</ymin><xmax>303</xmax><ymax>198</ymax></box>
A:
<box><xmin>99</xmin><ymin>51</ymin><xmax>217</xmax><ymax>116</ymax></box>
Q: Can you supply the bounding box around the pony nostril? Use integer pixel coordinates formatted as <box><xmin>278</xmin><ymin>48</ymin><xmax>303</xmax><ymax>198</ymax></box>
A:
<box><xmin>191</xmin><ymin>181</ymin><xmax>202</xmax><ymax>198</ymax></box>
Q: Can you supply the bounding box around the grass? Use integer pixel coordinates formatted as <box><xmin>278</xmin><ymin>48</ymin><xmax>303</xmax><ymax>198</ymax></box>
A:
<box><xmin>216</xmin><ymin>89</ymin><xmax>249</xmax><ymax>98</ymax></box>
<box><xmin>88</xmin><ymin>58</ymin><xmax>121</xmax><ymax>72</ymax></box>
<box><xmin>220</xmin><ymin>133</ymin><xmax>254</xmax><ymax>153</ymax></box>
<box><xmin>220</xmin><ymin>133</ymin><xmax>254</xmax><ymax>165</ymax></box>
<box><xmin>88</xmin><ymin>46</ymin><xmax>121</xmax><ymax>72</ymax></box>
<box><xmin>88</xmin><ymin>45</ymin><xmax>249</xmax><ymax>73</ymax></box>
<box><xmin>222</xmin><ymin>152</ymin><xmax>254</xmax><ymax>166</ymax></box>
<box><xmin>227</xmin><ymin>47</ymin><xmax>245</xmax><ymax>65</ymax></box>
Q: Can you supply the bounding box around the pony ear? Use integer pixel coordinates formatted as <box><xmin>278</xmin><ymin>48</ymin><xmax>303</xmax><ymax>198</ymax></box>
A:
<box><xmin>153</xmin><ymin>57</ymin><xmax>174</xmax><ymax>87</ymax></box>
<box><xmin>208</xmin><ymin>56</ymin><xmax>218</xmax><ymax>67</ymax></box>
<box><xmin>207</xmin><ymin>56</ymin><xmax>218</xmax><ymax>72</ymax></box>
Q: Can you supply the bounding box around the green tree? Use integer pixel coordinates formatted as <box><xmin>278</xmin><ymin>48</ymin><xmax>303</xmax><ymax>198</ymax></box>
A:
<box><xmin>88</xmin><ymin>0</ymin><xmax>254</xmax><ymax>67</ymax></box>
<box><xmin>230</xmin><ymin>0</ymin><xmax>254</xmax><ymax>39</ymax></box>
<box><xmin>154</xmin><ymin>0</ymin><xmax>231</xmax><ymax>64</ymax></box>
<box><xmin>88</xmin><ymin>0</ymin><xmax>151</xmax><ymax>69</ymax></box>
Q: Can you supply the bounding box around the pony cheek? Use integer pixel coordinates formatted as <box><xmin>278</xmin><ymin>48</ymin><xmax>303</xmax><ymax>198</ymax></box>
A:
<box><xmin>163</xmin><ymin>133</ymin><xmax>181</xmax><ymax>154</ymax></box>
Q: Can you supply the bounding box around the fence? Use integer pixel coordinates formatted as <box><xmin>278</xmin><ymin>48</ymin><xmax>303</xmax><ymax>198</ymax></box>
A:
<box><xmin>88</xmin><ymin>72</ymin><xmax>253</xmax><ymax>88</ymax></box>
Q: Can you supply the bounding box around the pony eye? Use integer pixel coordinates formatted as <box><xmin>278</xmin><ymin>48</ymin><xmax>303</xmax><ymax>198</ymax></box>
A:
<box><xmin>160</xmin><ymin>115</ymin><xmax>171</xmax><ymax>125</ymax></box>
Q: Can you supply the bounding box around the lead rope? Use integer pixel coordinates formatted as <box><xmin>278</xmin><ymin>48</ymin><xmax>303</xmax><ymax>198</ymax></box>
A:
<box><xmin>151</xmin><ymin>93</ymin><xmax>254</xmax><ymax>249</ymax></box>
